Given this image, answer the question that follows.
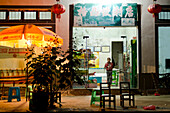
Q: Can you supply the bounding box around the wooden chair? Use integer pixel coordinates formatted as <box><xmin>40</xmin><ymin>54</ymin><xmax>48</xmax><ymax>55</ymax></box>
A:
<box><xmin>100</xmin><ymin>82</ymin><xmax>116</xmax><ymax>110</ymax></box>
<box><xmin>54</xmin><ymin>91</ymin><xmax>62</xmax><ymax>108</ymax></box>
<box><xmin>119</xmin><ymin>82</ymin><xmax>136</xmax><ymax>108</ymax></box>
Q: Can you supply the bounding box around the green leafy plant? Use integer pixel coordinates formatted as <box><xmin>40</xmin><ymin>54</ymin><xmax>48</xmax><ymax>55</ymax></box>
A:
<box><xmin>25</xmin><ymin>43</ymin><xmax>84</xmax><ymax>110</ymax></box>
<box><xmin>56</xmin><ymin>49</ymin><xmax>84</xmax><ymax>89</ymax></box>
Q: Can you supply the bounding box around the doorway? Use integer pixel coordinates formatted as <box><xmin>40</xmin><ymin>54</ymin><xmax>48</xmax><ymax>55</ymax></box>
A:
<box><xmin>112</xmin><ymin>41</ymin><xmax>123</xmax><ymax>70</ymax></box>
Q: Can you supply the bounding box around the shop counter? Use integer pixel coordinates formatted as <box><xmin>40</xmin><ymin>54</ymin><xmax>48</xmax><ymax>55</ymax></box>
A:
<box><xmin>89</xmin><ymin>73</ymin><xmax>107</xmax><ymax>83</ymax></box>
<box><xmin>88</xmin><ymin>76</ymin><xmax>102</xmax><ymax>83</ymax></box>
<box><xmin>89</xmin><ymin>68</ymin><xmax>119</xmax><ymax>84</ymax></box>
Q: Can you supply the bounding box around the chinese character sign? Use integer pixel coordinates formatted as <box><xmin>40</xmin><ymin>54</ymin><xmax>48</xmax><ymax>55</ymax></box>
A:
<box><xmin>74</xmin><ymin>3</ymin><xmax>137</xmax><ymax>26</ymax></box>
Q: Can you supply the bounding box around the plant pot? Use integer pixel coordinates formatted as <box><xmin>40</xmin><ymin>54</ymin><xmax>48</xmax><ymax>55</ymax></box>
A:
<box><xmin>29</xmin><ymin>91</ymin><xmax>49</xmax><ymax>111</ymax></box>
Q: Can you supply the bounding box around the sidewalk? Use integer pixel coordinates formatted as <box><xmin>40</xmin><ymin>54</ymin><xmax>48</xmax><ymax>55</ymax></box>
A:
<box><xmin>0</xmin><ymin>95</ymin><xmax>170</xmax><ymax>112</ymax></box>
<box><xmin>51</xmin><ymin>95</ymin><xmax>170</xmax><ymax>112</ymax></box>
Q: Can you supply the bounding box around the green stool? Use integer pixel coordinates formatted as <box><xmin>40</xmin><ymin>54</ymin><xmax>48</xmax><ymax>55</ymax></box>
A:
<box><xmin>112</xmin><ymin>70</ymin><xmax>119</xmax><ymax>86</ymax></box>
<box><xmin>90</xmin><ymin>89</ymin><xmax>104</xmax><ymax>105</ymax></box>
<box><xmin>25</xmin><ymin>85</ymin><xmax>33</xmax><ymax>98</ymax></box>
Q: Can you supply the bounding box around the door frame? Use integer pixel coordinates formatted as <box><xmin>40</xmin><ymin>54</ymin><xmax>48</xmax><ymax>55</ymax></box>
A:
<box><xmin>111</xmin><ymin>41</ymin><xmax>123</xmax><ymax>69</ymax></box>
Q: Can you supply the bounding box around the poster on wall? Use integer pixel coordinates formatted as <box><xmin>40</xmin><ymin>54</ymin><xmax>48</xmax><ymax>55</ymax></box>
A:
<box><xmin>74</xmin><ymin>3</ymin><xmax>137</xmax><ymax>26</ymax></box>
<box><xmin>77</xmin><ymin>49</ymin><xmax>100</xmax><ymax>68</ymax></box>
<box><xmin>89</xmin><ymin>52</ymin><xmax>99</xmax><ymax>68</ymax></box>
<box><xmin>94</xmin><ymin>46</ymin><xmax>101</xmax><ymax>52</ymax></box>
<box><xmin>87</xmin><ymin>46</ymin><xmax>94</xmax><ymax>52</ymax></box>
<box><xmin>101</xmin><ymin>46</ymin><xmax>110</xmax><ymax>53</ymax></box>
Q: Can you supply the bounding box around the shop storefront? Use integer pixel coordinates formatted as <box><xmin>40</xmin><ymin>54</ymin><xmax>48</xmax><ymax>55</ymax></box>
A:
<box><xmin>1</xmin><ymin>0</ymin><xmax>170</xmax><ymax>93</ymax></box>
<box><xmin>71</xmin><ymin>3</ymin><xmax>141</xmax><ymax>89</ymax></box>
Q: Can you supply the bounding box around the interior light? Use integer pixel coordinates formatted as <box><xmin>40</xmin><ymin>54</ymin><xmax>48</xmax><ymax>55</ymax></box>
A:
<box><xmin>27</xmin><ymin>40</ymin><xmax>31</xmax><ymax>47</ymax></box>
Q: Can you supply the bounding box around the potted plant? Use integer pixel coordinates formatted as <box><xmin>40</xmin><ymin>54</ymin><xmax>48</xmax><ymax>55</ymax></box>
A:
<box><xmin>25</xmin><ymin>45</ymin><xmax>57</xmax><ymax>111</ymax></box>
<box><xmin>25</xmin><ymin>44</ymin><xmax>84</xmax><ymax>111</ymax></box>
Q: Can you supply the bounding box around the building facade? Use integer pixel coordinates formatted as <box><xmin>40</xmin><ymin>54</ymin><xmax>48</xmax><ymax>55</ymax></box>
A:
<box><xmin>0</xmin><ymin>0</ymin><xmax>170</xmax><ymax>91</ymax></box>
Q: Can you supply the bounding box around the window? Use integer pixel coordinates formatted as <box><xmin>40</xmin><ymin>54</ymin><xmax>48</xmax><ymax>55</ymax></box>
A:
<box><xmin>157</xmin><ymin>5</ymin><xmax>170</xmax><ymax>21</ymax></box>
<box><xmin>159</xmin><ymin>11</ymin><xmax>170</xmax><ymax>20</ymax></box>
<box><xmin>158</xmin><ymin>27</ymin><xmax>170</xmax><ymax>74</ymax></box>
<box><xmin>24</xmin><ymin>11</ymin><xmax>36</xmax><ymax>20</ymax></box>
<box><xmin>0</xmin><ymin>6</ymin><xmax>56</xmax><ymax>38</ymax></box>
<box><xmin>0</xmin><ymin>6</ymin><xmax>55</xmax><ymax>22</ymax></box>
<box><xmin>9</xmin><ymin>11</ymin><xmax>21</xmax><ymax>20</ymax></box>
<box><xmin>0</xmin><ymin>11</ymin><xmax>6</xmax><ymax>20</ymax></box>
<box><xmin>39</xmin><ymin>11</ymin><xmax>51</xmax><ymax>20</ymax></box>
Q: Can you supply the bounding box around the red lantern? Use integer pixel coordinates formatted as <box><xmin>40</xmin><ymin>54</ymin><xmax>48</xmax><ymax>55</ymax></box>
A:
<box><xmin>51</xmin><ymin>2</ymin><xmax>65</xmax><ymax>20</ymax></box>
<box><xmin>148</xmin><ymin>4</ymin><xmax>162</xmax><ymax>17</ymax></box>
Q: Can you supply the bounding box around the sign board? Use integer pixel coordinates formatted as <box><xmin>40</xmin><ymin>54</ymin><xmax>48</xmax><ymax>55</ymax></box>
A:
<box><xmin>74</xmin><ymin>3</ymin><xmax>137</xmax><ymax>26</ymax></box>
<box><xmin>0</xmin><ymin>46</ymin><xmax>26</xmax><ymax>58</ymax></box>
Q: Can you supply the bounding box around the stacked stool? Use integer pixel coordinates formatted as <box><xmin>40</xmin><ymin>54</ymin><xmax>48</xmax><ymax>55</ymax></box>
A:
<box><xmin>8</xmin><ymin>87</ymin><xmax>21</xmax><ymax>102</ymax></box>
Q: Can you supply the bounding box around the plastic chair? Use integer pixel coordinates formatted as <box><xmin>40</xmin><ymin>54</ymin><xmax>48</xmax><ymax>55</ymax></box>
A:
<box><xmin>90</xmin><ymin>88</ymin><xmax>104</xmax><ymax>105</ymax></box>
<box><xmin>8</xmin><ymin>87</ymin><xmax>21</xmax><ymax>102</ymax></box>
<box><xmin>54</xmin><ymin>91</ymin><xmax>62</xmax><ymax>108</ymax></box>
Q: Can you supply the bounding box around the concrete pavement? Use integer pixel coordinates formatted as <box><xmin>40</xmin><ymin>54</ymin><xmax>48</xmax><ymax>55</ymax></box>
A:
<box><xmin>0</xmin><ymin>95</ymin><xmax>170</xmax><ymax>112</ymax></box>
